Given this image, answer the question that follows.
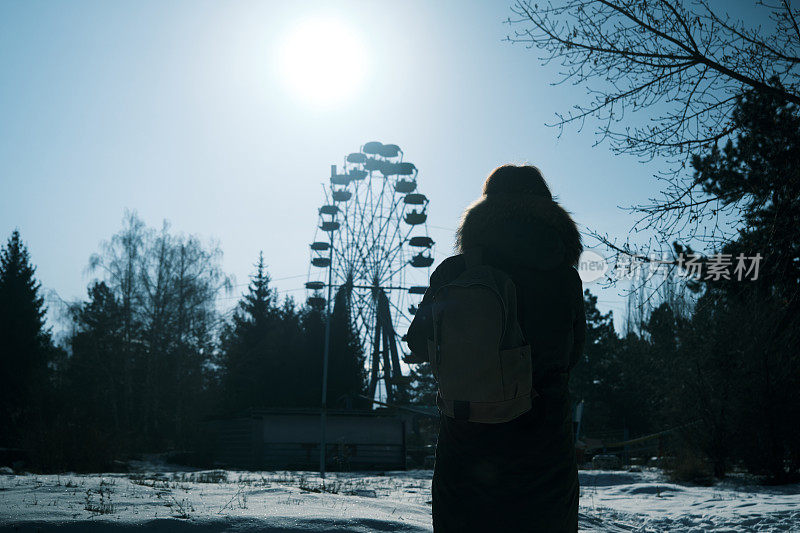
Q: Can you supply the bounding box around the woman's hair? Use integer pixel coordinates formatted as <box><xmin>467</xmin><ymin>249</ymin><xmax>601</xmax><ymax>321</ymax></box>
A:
<box><xmin>482</xmin><ymin>164</ymin><xmax>552</xmax><ymax>200</ymax></box>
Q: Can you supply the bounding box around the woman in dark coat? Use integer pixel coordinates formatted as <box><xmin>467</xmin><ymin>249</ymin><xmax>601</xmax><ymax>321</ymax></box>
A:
<box><xmin>405</xmin><ymin>165</ymin><xmax>586</xmax><ymax>532</ymax></box>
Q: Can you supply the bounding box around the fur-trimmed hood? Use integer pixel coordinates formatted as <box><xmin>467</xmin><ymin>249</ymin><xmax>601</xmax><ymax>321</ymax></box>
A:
<box><xmin>455</xmin><ymin>192</ymin><xmax>582</xmax><ymax>270</ymax></box>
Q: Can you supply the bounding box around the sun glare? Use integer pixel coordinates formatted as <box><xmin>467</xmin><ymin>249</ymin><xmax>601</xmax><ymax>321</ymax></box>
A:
<box><xmin>277</xmin><ymin>17</ymin><xmax>367</xmax><ymax>107</ymax></box>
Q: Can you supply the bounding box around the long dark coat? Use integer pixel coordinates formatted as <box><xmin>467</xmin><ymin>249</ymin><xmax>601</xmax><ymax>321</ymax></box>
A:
<box><xmin>405</xmin><ymin>192</ymin><xmax>586</xmax><ymax>533</ymax></box>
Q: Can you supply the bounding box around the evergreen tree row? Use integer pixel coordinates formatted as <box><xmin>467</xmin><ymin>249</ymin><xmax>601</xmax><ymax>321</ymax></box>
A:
<box><xmin>216</xmin><ymin>252</ymin><xmax>366</xmax><ymax>412</ymax></box>
<box><xmin>0</xmin><ymin>214</ymin><xmax>366</xmax><ymax>471</ymax></box>
<box><xmin>569</xmin><ymin>89</ymin><xmax>800</xmax><ymax>483</ymax></box>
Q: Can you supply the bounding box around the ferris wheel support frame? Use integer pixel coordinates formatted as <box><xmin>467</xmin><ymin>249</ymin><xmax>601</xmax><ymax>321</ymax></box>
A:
<box><xmin>359</xmin><ymin>285</ymin><xmax>404</xmax><ymax>404</ymax></box>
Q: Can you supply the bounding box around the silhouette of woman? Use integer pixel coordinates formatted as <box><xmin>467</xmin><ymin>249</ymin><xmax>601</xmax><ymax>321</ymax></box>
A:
<box><xmin>406</xmin><ymin>165</ymin><xmax>585</xmax><ymax>532</ymax></box>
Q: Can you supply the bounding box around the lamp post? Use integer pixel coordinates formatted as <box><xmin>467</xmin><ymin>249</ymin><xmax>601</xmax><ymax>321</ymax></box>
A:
<box><xmin>319</xmin><ymin>165</ymin><xmax>336</xmax><ymax>481</ymax></box>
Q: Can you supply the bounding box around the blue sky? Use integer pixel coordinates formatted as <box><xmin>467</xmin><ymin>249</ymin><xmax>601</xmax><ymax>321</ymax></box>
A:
<box><xmin>1</xmin><ymin>0</ymin><xmax>688</xmax><ymax>332</ymax></box>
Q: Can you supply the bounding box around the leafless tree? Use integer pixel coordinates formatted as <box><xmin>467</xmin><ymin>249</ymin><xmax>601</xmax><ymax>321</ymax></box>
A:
<box><xmin>506</xmin><ymin>0</ymin><xmax>800</xmax><ymax>249</ymax></box>
<box><xmin>89</xmin><ymin>211</ymin><xmax>231</xmax><ymax>447</ymax></box>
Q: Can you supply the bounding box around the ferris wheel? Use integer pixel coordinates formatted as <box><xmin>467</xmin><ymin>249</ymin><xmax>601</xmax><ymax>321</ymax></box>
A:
<box><xmin>306</xmin><ymin>141</ymin><xmax>435</xmax><ymax>404</ymax></box>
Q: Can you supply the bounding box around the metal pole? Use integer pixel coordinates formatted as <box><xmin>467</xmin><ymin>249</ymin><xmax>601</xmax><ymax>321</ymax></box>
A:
<box><xmin>320</xmin><ymin>165</ymin><xmax>336</xmax><ymax>481</ymax></box>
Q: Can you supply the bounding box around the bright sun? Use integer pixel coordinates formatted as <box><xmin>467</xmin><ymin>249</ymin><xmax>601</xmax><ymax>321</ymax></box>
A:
<box><xmin>277</xmin><ymin>17</ymin><xmax>367</xmax><ymax>107</ymax></box>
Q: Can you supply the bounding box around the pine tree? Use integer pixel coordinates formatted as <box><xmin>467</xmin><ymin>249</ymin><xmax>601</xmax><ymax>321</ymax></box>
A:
<box><xmin>407</xmin><ymin>362</ymin><xmax>437</xmax><ymax>406</ymax></box>
<box><xmin>68</xmin><ymin>282</ymin><xmax>125</xmax><ymax>435</ymax></box>
<box><xmin>298</xmin><ymin>297</ymin><xmax>326</xmax><ymax>407</ymax></box>
<box><xmin>0</xmin><ymin>230</ymin><xmax>52</xmax><ymax>445</ymax></box>
<box><xmin>240</xmin><ymin>253</ymin><xmax>278</xmax><ymax>329</ymax></box>
<box><xmin>568</xmin><ymin>290</ymin><xmax>618</xmax><ymax>434</ymax></box>
<box><xmin>219</xmin><ymin>252</ymin><xmax>281</xmax><ymax>410</ymax></box>
<box><xmin>670</xmin><ymin>88</ymin><xmax>800</xmax><ymax>481</ymax></box>
<box><xmin>219</xmin><ymin>254</ymin><xmax>368</xmax><ymax>412</ymax></box>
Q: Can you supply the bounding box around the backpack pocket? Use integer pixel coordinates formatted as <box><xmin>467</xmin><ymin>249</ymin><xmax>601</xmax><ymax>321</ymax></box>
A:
<box><xmin>499</xmin><ymin>344</ymin><xmax>532</xmax><ymax>400</ymax></box>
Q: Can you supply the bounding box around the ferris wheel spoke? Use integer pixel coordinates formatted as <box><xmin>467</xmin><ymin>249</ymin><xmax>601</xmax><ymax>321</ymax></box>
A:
<box><xmin>352</xmin><ymin>290</ymin><xmax>378</xmax><ymax>371</ymax></box>
<box><xmin>383</xmin><ymin>262</ymin><xmax>410</xmax><ymax>285</ymax></box>
<box><xmin>371</xmin><ymin>181</ymin><xmax>400</xmax><ymax>251</ymax></box>
<box><xmin>349</xmin><ymin>181</ymin><xmax>368</xmax><ymax>268</ymax></box>
<box><xmin>350</xmin><ymin>223</ymin><xmax>376</xmax><ymax>283</ymax></box>
<box><xmin>385</xmin><ymin>296</ymin><xmax>414</xmax><ymax>353</ymax></box>
<box><xmin>362</xmin><ymin>176</ymin><xmax>385</xmax><ymax>280</ymax></box>
<box><xmin>381</xmin><ymin>222</ymin><xmax>417</xmax><ymax>280</ymax></box>
<box><xmin>338</xmin><ymin>182</ymin><xmax>359</xmax><ymax>273</ymax></box>
<box><xmin>376</xmin><ymin>207</ymin><xmax>412</xmax><ymax>284</ymax></box>
<box><xmin>368</xmin><ymin>195</ymin><xmax>406</xmax><ymax>282</ymax></box>
<box><xmin>382</xmin><ymin>203</ymin><xmax>406</xmax><ymax>256</ymax></box>
<box><xmin>376</xmin><ymin>205</ymin><xmax>411</xmax><ymax>283</ymax></box>
<box><xmin>351</xmin><ymin>293</ymin><xmax>373</xmax><ymax>330</ymax></box>
<box><xmin>370</xmin><ymin>177</ymin><xmax>395</xmax><ymax>258</ymax></box>
<box><xmin>350</xmin><ymin>181</ymin><xmax>377</xmax><ymax>281</ymax></box>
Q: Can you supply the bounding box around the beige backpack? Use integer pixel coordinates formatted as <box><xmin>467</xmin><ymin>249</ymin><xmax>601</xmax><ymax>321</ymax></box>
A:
<box><xmin>426</xmin><ymin>252</ymin><xmax>536</xmax><ymax>423</ymax></box>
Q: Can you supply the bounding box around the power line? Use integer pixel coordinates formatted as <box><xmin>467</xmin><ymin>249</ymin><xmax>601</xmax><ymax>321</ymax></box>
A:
<box><xmin>217</xmin><ymin>286</ymin><xmax>306</xmax><ymax>301</ymax></box>
<box><xmin>229</xmin><ymin>273</ymin><xmax>309</xmax><ymax>288</ymax></box>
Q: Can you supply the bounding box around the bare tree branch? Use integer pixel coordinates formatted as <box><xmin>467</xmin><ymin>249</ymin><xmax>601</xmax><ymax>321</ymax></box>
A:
<box><xmin>506</xmin><ymin>0</ymin><xmax>800</xmax><ymax>260</ymax></box>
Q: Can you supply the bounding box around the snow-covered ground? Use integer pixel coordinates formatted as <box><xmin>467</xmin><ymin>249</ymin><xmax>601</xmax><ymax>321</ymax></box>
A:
<box><xmin>0</xmin><ymin>468</ymin><xmax>798</xmax><ymax>532</ymax></box>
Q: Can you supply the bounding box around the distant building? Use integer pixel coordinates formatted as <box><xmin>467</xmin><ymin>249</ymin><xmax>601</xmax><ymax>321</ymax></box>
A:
<box><xmin>203</xmin><ymin>408</ymin><xmax>406</xmax><ymax>471</ymax></box>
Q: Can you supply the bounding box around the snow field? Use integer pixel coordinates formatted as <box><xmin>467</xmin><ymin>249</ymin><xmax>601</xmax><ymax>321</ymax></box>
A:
<box><xmin>0</xmin><ymin>468</ymin><xmax>797</xmax><ymax>531</ymax></box>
